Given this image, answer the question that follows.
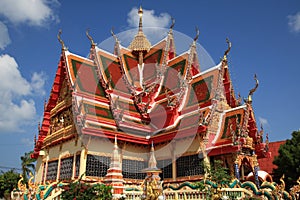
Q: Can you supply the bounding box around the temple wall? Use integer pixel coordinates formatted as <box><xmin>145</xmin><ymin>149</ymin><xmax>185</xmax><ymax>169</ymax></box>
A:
<box><xmin>35</xmin><ymin>138</ymin><xmax>83</xmax><ymax>183</ymax></box>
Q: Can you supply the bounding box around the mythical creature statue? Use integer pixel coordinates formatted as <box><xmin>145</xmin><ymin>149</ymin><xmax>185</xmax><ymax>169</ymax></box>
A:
<box><xmin>142</xmin><ymin>174</ymin><xmax>163</xmax><ymax>200</ymax></box>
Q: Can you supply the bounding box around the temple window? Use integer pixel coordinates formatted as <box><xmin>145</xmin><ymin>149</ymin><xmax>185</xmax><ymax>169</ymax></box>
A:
<box><xmin>46</xmin><ymin>160</ymin><xmax>58</xmax><ymax>181</ymax></box>
<box><xmin>157</xmin><ymin>159</ymin><xmax>173</xmax><ymax>179</ymax></box>
<box><xmin>86</xmin><ymin>154</ymin><xmax>110</xmax><ymax>177</ymax></box>
<box><xmin>176</xmin><ymin>154</ymin><xmax>204</xmax><ymax>177</ymax></box>
<box><xmin>122</xmin><ymin>159</ymin><xmax>146</xmax><ymax>179</ymax></box>
<box><xmin>59</xmin><ymin>157</ymin><xmax>73</xmax><ymax>180</ymax></box>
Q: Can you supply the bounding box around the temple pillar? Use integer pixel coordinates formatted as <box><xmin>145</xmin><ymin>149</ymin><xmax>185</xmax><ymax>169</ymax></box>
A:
<box><xmin>43</xmin><ymin>157</ymin><xmax>49</xmax><ymax>184</ymax></box>
<box><xmin>71</xmin><ymin>153</ymin><xmax>76</xmax><ymax>179</ymax></box>
<box><xmin>56</xmin><ymin>154</ymin><xmax>62</xmax><ymax>181</ymax></box>
<box><xmin>171</xmin><ymin>142</ymin><xmax>176</xmax><ymax>181</ymax></box>
<box><xmin>79</xmin><ymin>148</ymin><xmax>87</xmax><ymax>179</ymax></box>
<box><xmin>234</xmin><ymin>162</ymin><xmax>240</xmax><ymax>180</ymax></box>
<box><xmin>241</xmin><ymin>165</ymin><xmax>244</xmax><ymax>180</ymax></box>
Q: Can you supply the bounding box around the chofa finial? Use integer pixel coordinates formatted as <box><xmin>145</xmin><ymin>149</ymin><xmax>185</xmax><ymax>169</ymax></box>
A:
<box><xmin>193</xmin><ymin>27</ymin><xmax>200</xmax><ymax>42</ymax></box>
<box><xmin>57</xmin><ymin>29</ymin><xmax>67</xmax><ymax>50</ymax></box>
<box><xmin>110</xmin><ymin>27</ymin><xmax>119</xmax><ymax>42</ymax></box>
<box><xmin>86</xmin><ymin>28</ymin><xmax>96</xmax><ymax>47</ymax></box>
<box><xmin>247</xmin><ymin>74</ymin><xmax>259</xmax><ymax>103</ymax></box>
<box><xmin>170</xmin><ymin>17</ymin><xmax>175</xmax><ymax>30</ymax></box>
<box><xmin>223</xmin><ymin>37</ymin><xmax>232</xmax><ymax>59</ymax></box>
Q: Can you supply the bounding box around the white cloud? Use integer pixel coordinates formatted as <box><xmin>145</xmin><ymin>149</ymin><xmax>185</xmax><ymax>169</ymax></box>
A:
<box><xmin>258</xmin><ymin>117</ymin><xmax>269</xmax><ymax>127</ymax></box>
<box><xmin>0</xmin><ymin>21</ymin><xmax>10</xmax><ymax>50</ymax></box>
<box><xmin>127</xmin><ymin>7</ymin><xmax>171</xmax><ymax>28</ymax></box>
<box><xmin>0</xmin><ymin>54</ymin><xmax>46</xmax><ymax>133</ymax></box>
<box><xmin>31</xmin><ymin>72</ymin><xmax>47</xmax><ymax>96</ymax></box>
<box><xmin>0</xmin><ymin>0</ymin><xmax>59</xmax><ymax>26</ymax></box>
<box><xmin>288</xmin><ymin>12</ymin><xmax>300</xmax><ymax>33</ymax></box>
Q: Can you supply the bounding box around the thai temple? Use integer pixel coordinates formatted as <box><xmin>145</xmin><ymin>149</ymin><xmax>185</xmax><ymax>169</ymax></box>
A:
<box><xmin>19</xmin><ymin>6</ymin><xmax>299</xmax><ymax>200</ymax></box>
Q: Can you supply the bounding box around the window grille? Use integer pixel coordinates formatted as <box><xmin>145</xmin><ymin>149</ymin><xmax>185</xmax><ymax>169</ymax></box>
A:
<box><xmin>122</xmin><ymin>159</ymin><xmax>146</xmax><ymax>179</ymax></box>
<box><xmin>157</xmin><ymin>159</ymin><xmax>172</xmax><ymax>179</ymax></box>
<box><xmin>86</xmin><ymin>154</ymin><xmax>110</xmax><ymax>177</ymax></box>
<box><xmin>176</xmin><ymin>154</ymin><xmax>204</xmax><ymax>177</ymax></box>
<box><xmin>59</xmin><ymin>157</ymin><xmax>73</xmax><ymax>180</ymax></box>
<box><xmin>46</xmin><ymin>160</ymin><xmax>58</xmax><ymax>181</ymax></box>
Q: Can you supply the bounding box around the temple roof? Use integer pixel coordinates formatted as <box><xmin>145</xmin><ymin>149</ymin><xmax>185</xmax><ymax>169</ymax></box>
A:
<box><xmin>32</xmin><ymin>9</ymin><xmax>268</xmax><ymax>159</ymax></box>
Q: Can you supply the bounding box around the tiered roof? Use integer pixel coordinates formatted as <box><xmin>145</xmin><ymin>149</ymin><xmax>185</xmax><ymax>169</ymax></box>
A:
<box><xmin>32</xmin><ymin>8</ymin><xmax>268</xmax><ymax>159</ymax></box>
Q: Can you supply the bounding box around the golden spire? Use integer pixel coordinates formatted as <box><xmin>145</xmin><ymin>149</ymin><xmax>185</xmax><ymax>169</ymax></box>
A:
<box><xmin>138</xmin><ymin>6</ymin><xmax>143</xmax><ymax>32</ymax></box>
<box><xmin>128</xmin><ymin>6</ymin><xmax>151</xmax><ymax>53</ymax></box>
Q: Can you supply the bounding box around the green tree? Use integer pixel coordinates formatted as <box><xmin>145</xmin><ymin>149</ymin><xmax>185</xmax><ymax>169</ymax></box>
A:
<box><xmin>273</xmin><ymin>130</ymin><xmax>300</xmax><ymax>190</ymax></box>
<box><xmin>20</xmin><ymin>151</ymin><xmax>35</xmax><ymax>183</ymax></box>
<box><xmin>0</xmin><ymin>170</ymin><xmax>19</xmax><ymax>199</ymax></box>
<box><xmin>61</xmin><ymin>182</ymin><xmax>112</xmax><ymax>200</ymax></box>
<box><xmin>196</xmin><ymin>160</ymin><xmax>232</xmax><ymax>200</ymax></box>
<box><xmin>210</xmin><ymin>159</ymin><xmax>232</xmax><ymax>187</ymax></box>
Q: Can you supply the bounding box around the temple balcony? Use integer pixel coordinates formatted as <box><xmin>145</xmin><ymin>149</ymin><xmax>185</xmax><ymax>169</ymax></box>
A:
<box><xmin>42</xmin><ymin>125</ymin><xmax>75</xmax><ymax>147</ymax></box>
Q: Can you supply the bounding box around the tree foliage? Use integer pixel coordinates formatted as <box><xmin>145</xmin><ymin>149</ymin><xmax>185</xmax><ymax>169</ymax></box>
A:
<box><xmin>210</xmin><ymin>159</ymin><xmax>232</xmax><ymax>187</ymax></box>
<box><xmin>0</xmin><ymin>170</ymin><xmax>19</xmax><ymax>198</ymax></box>
<box><xmin>273</xmin><ymin>130</ymin><xmax>300</xmax><ymax>190</ymax></box>
<box><xmin>20</xmin><ymin>151</ymin><xmax>35</xmax><ymax>183</ymax></box>
<box><xmin>61</xmin><ymin>181</ymin><xmax>112</xmax><ymax>200</ymax></box>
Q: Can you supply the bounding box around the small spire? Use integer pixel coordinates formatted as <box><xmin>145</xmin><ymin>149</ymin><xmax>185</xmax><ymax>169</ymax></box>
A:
<box><xmin>148</xmin><ymin>141</ymin><xmax>159</xmax><ymax>170</ymax></box>
<box><xmin>138</xmin><ymin>6</ymin><xmax>143</xmax><ymax>32</ymax></box>
<box><xmin>44</xmin><ymin>99</ymin><xmax>47</xmax><ymax>111</ymax></box>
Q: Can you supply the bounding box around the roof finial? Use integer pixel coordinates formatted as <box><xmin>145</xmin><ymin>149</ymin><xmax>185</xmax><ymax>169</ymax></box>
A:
<box><xmin>170</xmin><ymin>17</ymin><xmax>175</xmax><ymax>30</ymax></box>
<box><xmin>193</xmin><ymin>26</ymin><xmax>200</xmax><ymax>42</ymax></box>
<box><xmin>138</xmin><ymin>6</ymin><xmax>143</xmax><ymax>32</ymax></box>
<box><xmin>86</xmin><ymin>28</ymin><xmax>96</xmax><ymax>47</ymax></box>
<box><xmin>57</xmin><ymin>29</ymin><xmax>67</xmax><ymax>51</ymax></box>
<box><xmin>111</xmin><ymin>27</ymin><xmax>119</xmax><ymax>43</ymax></box>
<box><xmin>223</xmin><ymin>37</ymin><xmax>232</xmax><ymax>60</ymax></box>
<box><xmin>128</xmin><ymin>6</ymin><xmax>151</xmax><ymax>52</ymax></box>
<box><xmin>247</xmin><ymin>74</ymin><xmax>259</xmax><ymax>103</ymax></box>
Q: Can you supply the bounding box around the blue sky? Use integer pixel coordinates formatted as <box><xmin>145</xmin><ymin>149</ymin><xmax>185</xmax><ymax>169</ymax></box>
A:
<box><xmin>0</xmin><ymin>1</ymin><xmax>299</xmax><ymax>170</ymax></box>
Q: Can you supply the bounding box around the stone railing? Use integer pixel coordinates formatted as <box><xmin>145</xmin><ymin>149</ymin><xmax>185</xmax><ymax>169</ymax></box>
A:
<box><xmin>123</xmin><ymin>187</ymin><xmax>249</xmax><ymax>200</ymax></box>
